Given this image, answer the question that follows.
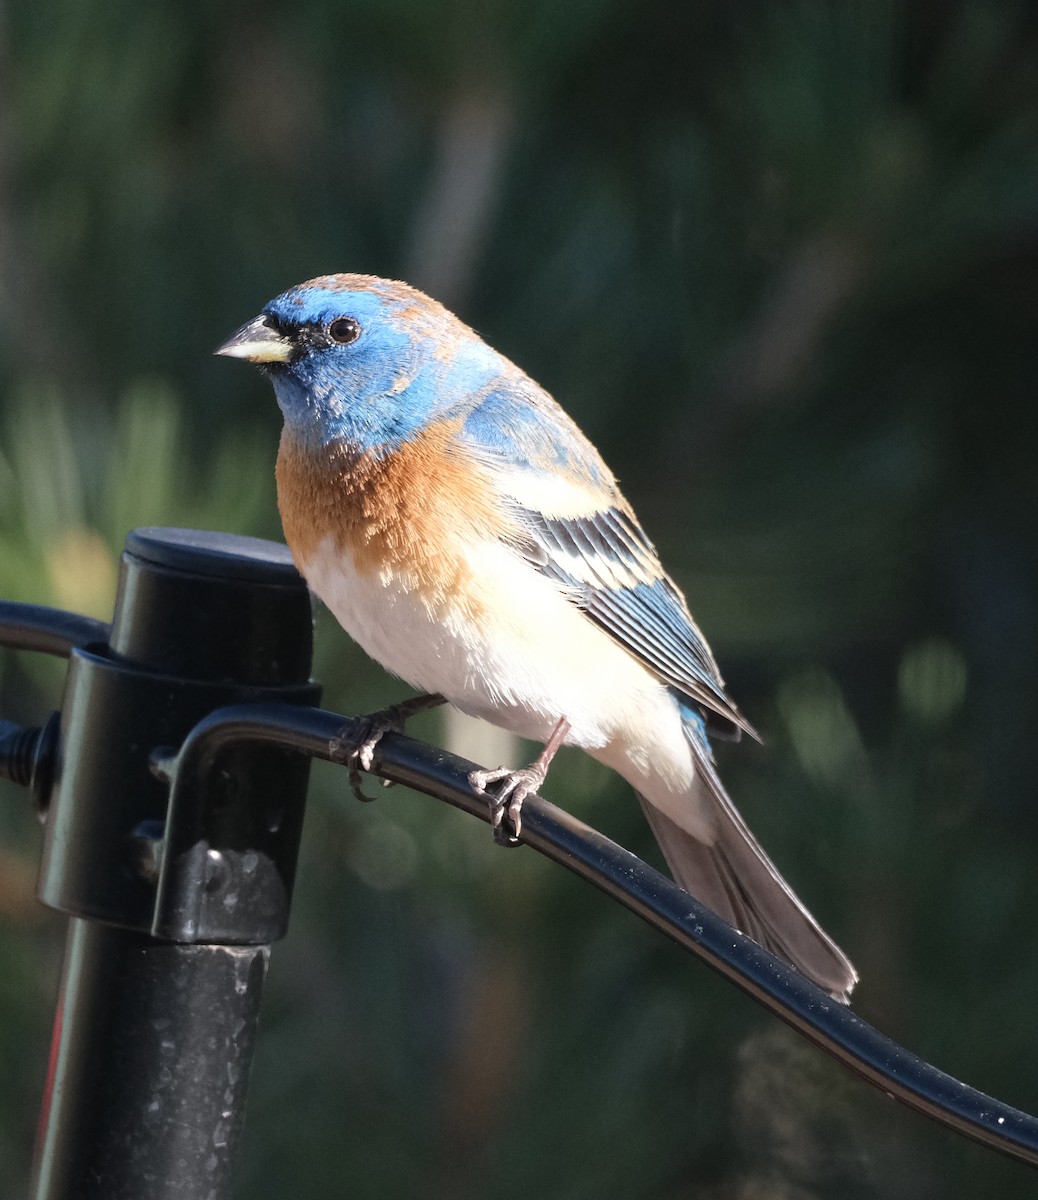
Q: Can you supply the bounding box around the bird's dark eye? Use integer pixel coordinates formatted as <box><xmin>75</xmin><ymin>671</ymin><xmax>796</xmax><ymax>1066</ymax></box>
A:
<box><xmin>328</xmin><ymin>316</ymin><xmax>361</xmax><ymax>345</ymax></box>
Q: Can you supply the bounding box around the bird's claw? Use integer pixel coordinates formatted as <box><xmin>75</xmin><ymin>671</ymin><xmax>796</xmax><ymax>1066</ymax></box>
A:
<box><xmin>468</xmin><ymin>765</ymin><xmax>545</xmax><ymax>845</ymax></box>
<box><xmin>330</xmin><ymin>713</ymin><xmax>399</xmax><ymax>802</ymax></box>
<box><xmin>468</xmin><ymin>717</ymin><xmax>569</xmax><ymax>846</ymax></box>
<box><xmin>330</xmin><ymin>694</ymin><xmax>446</xmax><ymax>802</ymax></box>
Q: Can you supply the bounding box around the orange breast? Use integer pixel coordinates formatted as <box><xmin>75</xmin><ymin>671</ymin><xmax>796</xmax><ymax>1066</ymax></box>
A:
<box><xmin>276</xmin><ymin>419</ymin><xmax>507</xmax><ymax>605</ymax></box>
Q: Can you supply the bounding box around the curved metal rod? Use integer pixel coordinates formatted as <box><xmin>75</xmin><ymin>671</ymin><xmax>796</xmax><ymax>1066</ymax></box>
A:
<box><xmin>164</xmin><ymin>701</ymin><xmax>1038</xmax><ymax>1169</ymax></box>
<box><xmin>0</xmin><ymin>601</ymin><xmax>111</xmax><ymax>658</ymax></box>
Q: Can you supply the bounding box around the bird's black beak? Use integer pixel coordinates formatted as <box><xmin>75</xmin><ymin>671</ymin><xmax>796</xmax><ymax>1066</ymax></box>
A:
<box><xmin>214</xmin><ymin>315</ymin><xmax>294</xmax><ymax>364</ymax></box>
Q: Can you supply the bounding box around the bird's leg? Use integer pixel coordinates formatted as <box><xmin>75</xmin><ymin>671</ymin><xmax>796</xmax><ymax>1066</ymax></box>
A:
<box><xmin>330</xmin><ymin>693</ymin><xmax>446</xmax><ymax>802</ymax></box>
<box><xmin>469</xmin><ymin>717</ymin><xmax>571</xmax><ymax>844</ymax></box>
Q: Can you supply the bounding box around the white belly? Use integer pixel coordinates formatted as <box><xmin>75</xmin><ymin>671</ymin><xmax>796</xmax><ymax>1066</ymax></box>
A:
<box><xmin>300</xmin><ymin>533</ymin><xmax>696</xmax><ymax>787</ymax></box>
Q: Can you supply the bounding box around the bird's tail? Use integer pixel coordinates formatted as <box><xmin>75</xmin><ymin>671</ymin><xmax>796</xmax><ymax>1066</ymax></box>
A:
<box><xmin>638</xmin><ymin>716</ymin><xmax>858</xmax><ymax>1003</ymax></box>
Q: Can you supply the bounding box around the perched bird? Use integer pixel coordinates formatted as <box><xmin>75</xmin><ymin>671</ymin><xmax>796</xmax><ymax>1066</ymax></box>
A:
<box><xmin>216</xmin><ymin>274</ymin><xmax>857</xmax><ymax>1001</ymax></box>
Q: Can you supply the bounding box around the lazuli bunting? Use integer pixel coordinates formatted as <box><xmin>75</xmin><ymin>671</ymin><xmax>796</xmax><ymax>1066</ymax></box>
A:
<box><xmin>217</xmin><ymin>274</ymin><xmax>857</xmax><ymax>1001</ymax></box>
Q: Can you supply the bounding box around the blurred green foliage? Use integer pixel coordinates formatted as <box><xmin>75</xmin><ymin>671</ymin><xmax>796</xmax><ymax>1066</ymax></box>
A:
<box><xmin>1</xmin><ymin>1</ymin><xmax>1038</xmax><ymax>1196</ymax></box>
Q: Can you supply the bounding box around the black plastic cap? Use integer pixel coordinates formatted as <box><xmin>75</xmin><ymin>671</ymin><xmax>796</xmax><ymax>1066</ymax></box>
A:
<box><xmin>110</xmin><ymin>528</ymin><xmax>313</xmax><ymax>687</ymax></box>
<box><xmin>124</xmin><ymin>528</ymin><xmax>299</xmax><ymax>586</ymax></box>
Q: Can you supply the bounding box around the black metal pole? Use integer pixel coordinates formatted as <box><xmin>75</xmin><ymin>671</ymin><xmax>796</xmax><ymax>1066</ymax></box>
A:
<box><xmin>31</xmin><ymin>528</ymin><xmax>320</xmax><ymax>1200</ymax></box>
<box><xmin>34</xmin><ymin>924</ymin><xmax>268</xmax><ymax>1199</ymax></box>
<box><xmin>155</xmin><ymin>699</ymin><xmax>1038</xmax><ymax>1171</ymax></box>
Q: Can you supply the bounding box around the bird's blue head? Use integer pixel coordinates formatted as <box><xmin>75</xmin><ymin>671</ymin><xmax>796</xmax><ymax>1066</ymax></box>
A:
<box><xmin>216</xmin><ymin>274</ymin><xmax>503</xmax><ymax>451</ymax></box>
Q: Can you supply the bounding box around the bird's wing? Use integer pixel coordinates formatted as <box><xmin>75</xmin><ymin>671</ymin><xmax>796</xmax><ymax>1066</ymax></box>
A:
<box><xmin>515</xmin><ymin>501</ymin><xmax>752</xmax><ymax>738</ymax></box>
<box><xmin>457</xmin><ymin>389</ymin><xmax>753</xmax><ymax>739</ymax></box>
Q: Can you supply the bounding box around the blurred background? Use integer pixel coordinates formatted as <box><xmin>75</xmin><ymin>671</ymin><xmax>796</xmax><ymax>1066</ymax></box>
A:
<box><xmin>2</xmin><ymin>1</ymin><xmax>1038</xmax><ymax>1196</ymax></box>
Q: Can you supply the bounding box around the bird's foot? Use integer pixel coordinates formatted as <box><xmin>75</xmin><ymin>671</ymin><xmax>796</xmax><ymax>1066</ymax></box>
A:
<box><xmin>468</xmin><ymin>717</ymin><xmax>571</xmax><ymax>845</ymax></box>
<box><xmin>469</xmin><ymin>763</ymin><xmax>547</xmax><ymax>845</ymax></box>
<box><xmin>330</xmin><ymin>693</ymin><xmax>445</xmax><ymax>802</ymax></box>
